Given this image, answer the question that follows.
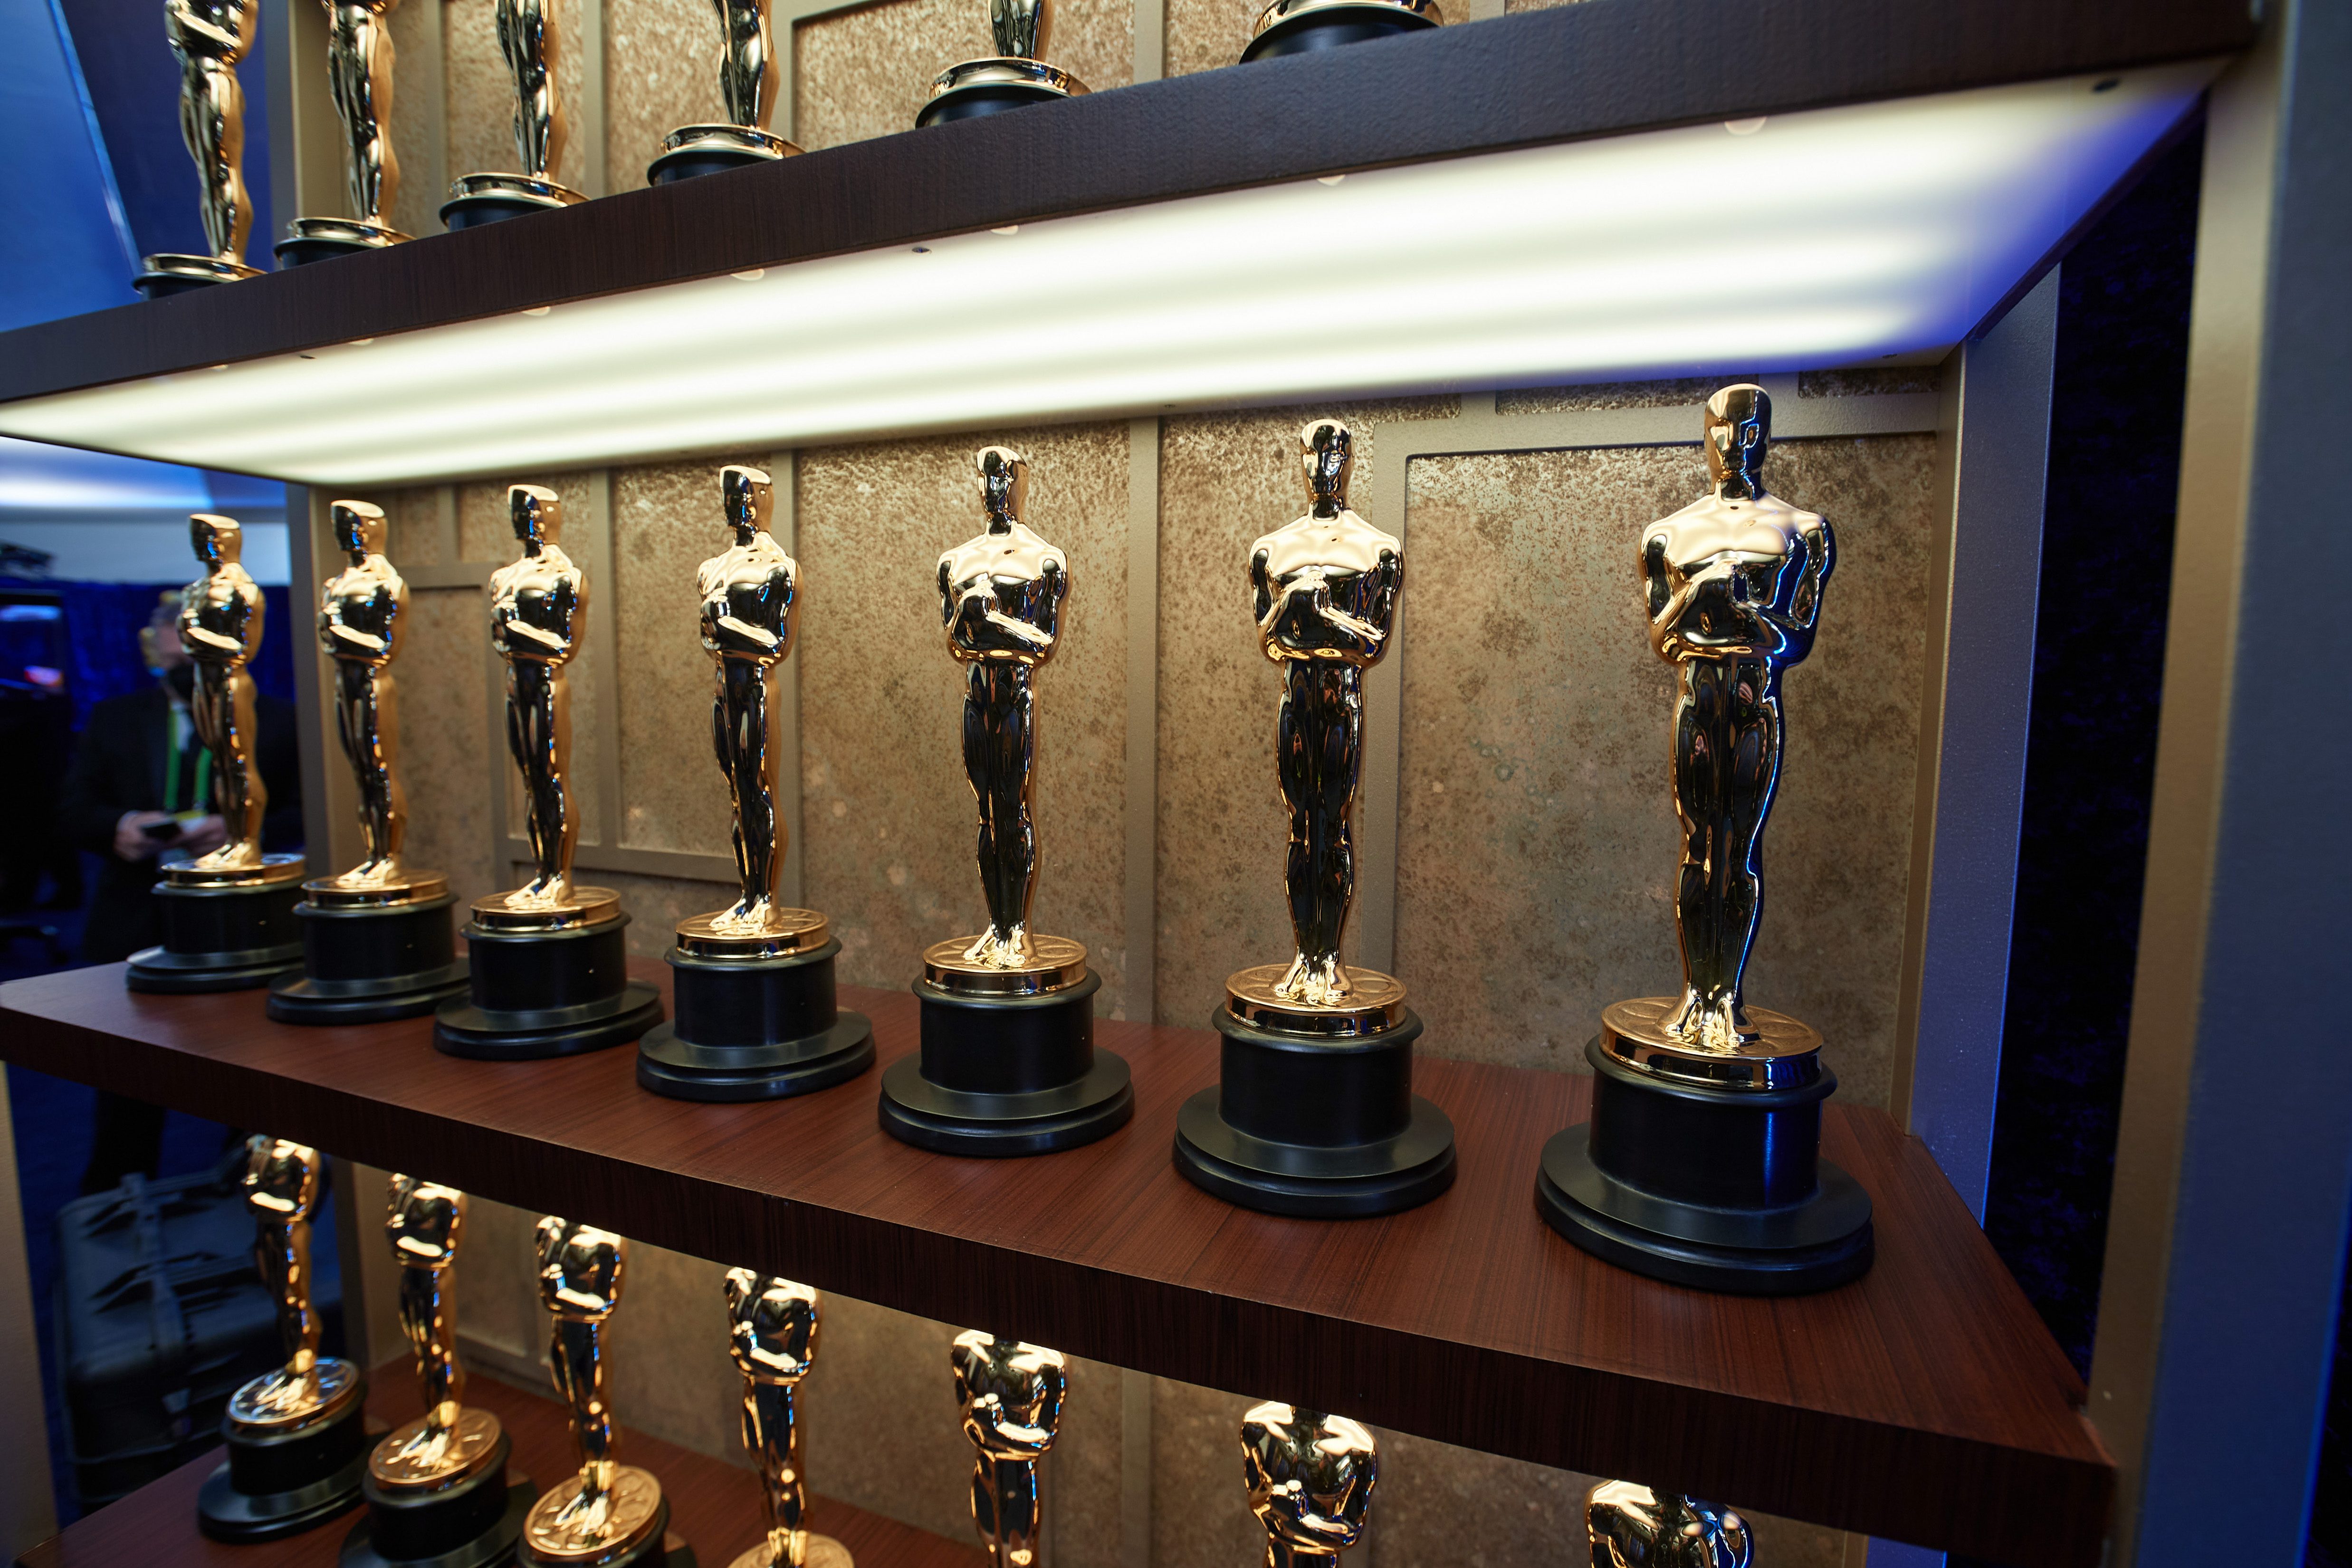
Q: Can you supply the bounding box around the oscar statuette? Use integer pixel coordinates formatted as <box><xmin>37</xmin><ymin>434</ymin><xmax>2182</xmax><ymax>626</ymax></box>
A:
<box><xmin>435</xmin><ymin>486</ymin><xmax>664</xmax><ymax>1059</ymax></box>
<box><xmin>441</xmin><ymin>0</ymin><xmax>587</xmax><ymax>229</ymax></box>
<box><xmin>1586</xmin><ymin>1482</ymin><xmax>1751</xmax><ymax>1568</ymax></box>
<box><xmin>723</xmin><ymin>1272</ymin><xmax>851</xmax><ymax>1568</ymax></box>
<box><xmin>1236</xmin><ymin>0</ymin><xmax>1438</xmax><ymax>64</ymax></box>
<box><xmin>521</xmin><ymin>1220</ymin><xmax>689</xmax><ymax>1568</ymax></box>
<box><xmin>341</xmin><ymin>1178</ymin><xmax>535</xmax><ymax>1568</ymax></box>
<box><xmin>950</xmin><ymin>1333</ymin><xmax>1063</xmax><ymax>1568</ymax></box>
<box><xmin>915</xmin><ymin>0</ymin><xmax>1087</xmax><ymax>127</ymax></box>
<box><xmin>637</xmin><ymin>467</ymin><xmax>873</xmax><ymax>1100</ymax></box>
<box><xmin>877</xmin><ymin>447</ymin><xmax>1132</xmax><ymax>1156</ymax></box>
<box><xmin>198</xmin><ymin>1138</ymin><xmax>371</xmax><ymax>1541</ymax></box>
<box><xmin>279</xmin><ymin>0</ymin><xmax>413</xmax><ymax>264</ymax></box>
<box><xmin>127</xmin><ymin>515</ymin><xmax>308</xmax><ymax>992</ymax></box>
<box><xmin>647</xmin><ymin>0</ymin><xmax>802</xmax><ymax>184</ymax></box>
<box><xmin>1171</xmin><ymin>420</ymin><xmax>1454</xmax><ymax>1217</ymax></box>
<box><xmin>272</xmin><ymin>502</ymin><xmax>473</xmax><ymax>1023</ymax></box>
<box><xmin>1534</xmin><ymin>384</ymin><xmax>1873</xmax><ymax>1294</ymax></box>
<box><xmin>1240</xmin><ymin>1404</ymin><xmax>1376</xmax><ymax>1568</ymax></box>
<box><xmin>135</xmin><ymin>0</ymin><xmax>266</xmax><ymax>296</ymax></box>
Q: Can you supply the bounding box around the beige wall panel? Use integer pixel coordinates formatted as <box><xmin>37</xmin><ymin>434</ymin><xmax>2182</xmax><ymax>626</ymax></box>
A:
<box><xmin>612</xmin><ymin>461</ymin><xmax>735</xmax><ymax>857</ymax></box>
<box><xmin>1162</xmin><ymin>0</ymin><xmax>1252</xmax><ymax>78</ymax></box>
<box><xmin>394</xmin><ymin>586</ymin><xmax>498</xmax><ymax>908</ymax></box>
<box><xmin>606</xmin><ymin>0</ymin><xmax>716</xmax><ymax>190</ymax></box>
<box><xmin>796</xmin><ymin>424</ymin><xmax>1130</xmax><ymax>1015</ymax></box>
<box><xmin>382</xmin><ymin>0</ymin><xmax>442</xmax><ymax>241</ymax></box>
<box><xmin>796</xmin><ymin>1297</ymin><xmax>973</xmax><ymax>1539</ymax></box>
<box><xmin>444</xmin><ymin>1194</ymin><xmax>546</xmax><ymax>1379</ymax></box>
<box><xmin>1151</xmin><ymin>398</ymin><xmax>1456</xmax><ymax>1028</ymax></box>
<box><xmin>1391</xmin><ymin>434</ymin><xmax>1933</xmax><ymax>1109</ymax></box>
<box><xmin>793</xmin><ymin>0</ymin><xmax>1130</xmax><ymax>153</ymax></box>
<box><xmin>443</xmin><ymin>0</ymin><xmax>587</xmax><ymax>196</ymax></box>
<box><xmin>592</xmin><ymin>868</ymin><xmax>736</xmax><ymax>954</ymax></box>
<box><xmin>1146</xmin><ymin>1378</ymin><xmax>1261</xmax><ymax>1568</ymax></box>
<box><xmin>1048</xmin><ymin>1355</ymin><xmax>1124</xmax><ymax>1568</ymax></box>
<box><xmin>1498</xmin><ymin>376</ymin><xmax>1761</xmax><ymax>414</ymax></box>
<box><xmin>1798</xmin><ymin>366</ymin><xmax>1941</xmax><ymax>399</ymax></box>
<box><xmin>598</xmin><ymin>1241</ymin><xmax>744</xmax><ymax>1463</ymax></box>
<box><xmin>389</xmin><ymin>488</ymin><xmax>448</xmax><ymax>566</ymax></box>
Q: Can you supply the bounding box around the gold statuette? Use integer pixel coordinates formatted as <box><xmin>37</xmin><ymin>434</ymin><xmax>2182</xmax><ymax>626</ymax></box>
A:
<box><xmin>647</xmin><ymin>0</ymin><xmax>801</xmax><ymax>183</ymax></box>
<box><xmin>1241</xmin><ymin>1404</ymin><xmax>1376</xmax><ymax>1568</ymax></box>
<box><xmin>681</xmin><ymin>467</ymin><xmax>824</xmax><ymax>959</ymax></box>
<box><xmin>927</xmin><ymin>448</ymin><xmax>1089</xmax><ymax>998</ymax></box>
<box><xmin>724</xmin><ymin>1273</ymin><xmax>851</xmax><ymax>1568</ymax></box>
<box><xmin>441</xmin><ymin>0</ymin><xmax>586</xmax><ymax>224</ymax></box>
<box><xmin>951</xmin><ymin>1333</ymin><xmax>1064</xmax><ymax>1568</ymax></box>
<box><xmin>314</xmin><ymin>501</ymin><xmax>443</xmax><ymax>907</ymax></box>
<box><xmin>229</xmin><ymin>1138</ymin><xmax>361</xmax><ymax>1433</ymax></box>
<box><xmin>478</xmin><ymin>486</ymin><xmax>617</xmax><ymax>932</ymax></box>
<box><xmin>1611</xmin><ymin>383</ymin><xmax>1835</xmax><ymax>1085</ymax></box>
<box><xmin>525</xmin><ymin>1219</ymin><xmax>665</xmax><ymax>1565</ymax></box>
<box><xmin>915</xmin><ymin>0</ymin><xmax>1088</xmax><ymax>127</ymax></box>
<box><xmin>1230</xmin><ymin>419</ymin><xmax>1403</xmax><ymax>1033</ymax></box>
<box><xmin>373</xmin><ymin>1177</ymin><xmax>503</xmax><ymax>1487</ymax></box>
<box><xmin>170</xmin><ymin>516</ymin><xmax>303</xmax><ymax>892</ymax></box>
<box><xmin>136</xmin><ymin>0</ymin><xmax>264</xmax><ymax>293</ymax></box>
<box><xmin>280</xmin><ymin>0</ymin><xmax>411</xmax><ymax>259</ymax></box>
<box><xmin>1586</xmin><ymin>1482</ymin><xmax>1751</xmax><ymax>1568</ymax></box>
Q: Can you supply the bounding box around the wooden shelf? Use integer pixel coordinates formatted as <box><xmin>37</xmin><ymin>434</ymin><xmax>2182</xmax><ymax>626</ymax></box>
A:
<box><xmin>0</xmin><ymin>962</ymin><xmax>2110</xmax><ymax>1566</ymax></box>
<box><xmin>0</xmin><ymin>0</ymin><xmax>2250</xmax><ymax>408</ymax></box>
<box><xmin>15</xmin><ymin>1346</ymin><xmax>984</xmax><ymax>1568</ymax></box>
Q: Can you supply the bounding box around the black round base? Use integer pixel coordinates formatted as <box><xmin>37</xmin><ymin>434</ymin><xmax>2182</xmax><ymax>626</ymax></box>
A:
<box><xmin>1536</xmin><ymin>1127</ymin><xmax>1874</xmax><ymax>1294</ymax></box>
<box><xmin>129</xmin><ymin>875</ymin><xmax>305</xmax><ymax>992</ymax></box>
<box><xmin>916</xmin><ymin>82</ymin><xmax>1067</xmax><ymax>126</ymax></box>
<box><xmin>1241</xmin><ymin>8</ymin><xmax>1437</xmax><ymax>61</ymax></box>
<box><xmin>517</xmin><ymin>1499</ymin><xmax>677</xmax><ymax>1568</ymax></box>
<box><xmin>437</xmin><ymin>194</ymin><xmax>556</xmax><ymax>230</ymax></box>
<box><xmin>197</xmin><ymin>1390</ymin><xmax>371</xmax><ymax>1542</ymax></box>
<box><xmin>270</xmin><ymin>893</ymin><xmax>470</xmax><ymax>1023</ymax></box>
<box><xmin>275</xmin><ymin>234</ymin><xmax>374</xmax><ymax>267</ymax></box>
<box><xmin>647</xmin><ymin>144</ymin><xmax>778</xmax><ymax>183</ymax></box>
<box><xmin>638</xmin><ymin>939</ymin><xmax>873</xmax><ymax>1100</ymax></box>
<box><xmin>341</xmin><ymin>1439</ymin><xmax>529</xmax><ymax>1568</ymax></box>
<box><xmin>133</xmin><ymin>271</ymin><xmax>229</xmax><ymax>300</ymax></box>
<box><xmin>879</xmin><ymin>972</ymin><xmax>1131</xmax><ymax>1155</ymax></box>
<box><xmin>1171</xmin><ymin>1004</ymin><xmax>1455</xmax><ymax>1217</ymax></box>
<box><xmin>435</xmin><ymin>916</ymin><xmax>662</xmax><ymax>1060</ymax></box>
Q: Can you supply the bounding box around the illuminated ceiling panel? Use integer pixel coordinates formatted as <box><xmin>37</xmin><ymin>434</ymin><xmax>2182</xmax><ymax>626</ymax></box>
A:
<box><xmin>0</xmin><ymin>64</ymin><xmax>2212</xmax><ymax>487</ymax></box>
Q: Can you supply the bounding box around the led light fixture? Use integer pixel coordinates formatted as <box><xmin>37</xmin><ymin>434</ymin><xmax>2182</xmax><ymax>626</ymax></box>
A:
<box><xmin>0</xmin><ymin>64</ymin><xmax>2212</xmax><ymax>487</ymax></box>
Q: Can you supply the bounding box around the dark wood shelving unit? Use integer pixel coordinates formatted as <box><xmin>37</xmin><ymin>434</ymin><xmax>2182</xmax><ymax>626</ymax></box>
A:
<box><xmin>16</xmin><ymin>1350</ymin><xmax>984</xmax><ymax>1568</ymax></box>
<box><xmin>0</xmin><ymin>0</ymin><xmax>2251</xmax><ymax>408</ymax></box>
<box><xmin>0</xmin><ymin>962</ymin><xmax>2111</xmax><ymax>1567</ymax></box>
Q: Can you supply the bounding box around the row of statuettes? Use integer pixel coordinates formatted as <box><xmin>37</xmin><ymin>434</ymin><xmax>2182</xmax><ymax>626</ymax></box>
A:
<box><xmin>136</xmin><ymin>0</ymin><xmax>1446</xmax><ymax>296</ymax></box>
<box><xmin>125</xmin><ymin>395</ymin><xmax>1875</xmax><ymax>1310</ymax></box>
<box><xmin>198</xmin><ymin>1136</ymin><xmax>1756</xmax><ymax>1568</ymax></box>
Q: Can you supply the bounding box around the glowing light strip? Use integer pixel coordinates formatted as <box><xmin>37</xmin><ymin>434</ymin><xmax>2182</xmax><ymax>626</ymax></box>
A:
<box><xmin>0</xmin><ymin>64</ymin><xmax>2211</xmax><ymax>487</ymax></box>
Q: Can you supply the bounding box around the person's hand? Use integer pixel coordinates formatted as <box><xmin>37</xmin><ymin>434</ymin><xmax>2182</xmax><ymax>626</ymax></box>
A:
<box><xmin>180</xmin><ymin>815</ymin><xmax>230</xmax><ymax>857</ymax></box>
<box><xmin>113</xmin><ymin>812</ymin><xmax>173</xmax><ymax>862</ymax></box>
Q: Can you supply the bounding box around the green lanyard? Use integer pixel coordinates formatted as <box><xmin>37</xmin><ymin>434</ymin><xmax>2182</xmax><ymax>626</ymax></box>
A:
<box><xmin>162</xmin><ymin>709</ymin><xmax>211</xmax><ymax>816</ymax></box>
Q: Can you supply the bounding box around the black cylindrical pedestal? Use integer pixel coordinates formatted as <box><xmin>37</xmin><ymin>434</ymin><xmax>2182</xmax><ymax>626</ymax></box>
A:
<box><xmin>1240</xmin><ymin>4</ymin><xmax>1438</xmax><ymax>61</ymax></box>
<box><xmin>917</xmin><ymin>81</ymin><xmax>1066</xmax><ymax>125</ymax></box>
<box><xmin>638</xmin><ymin>938</ymin><xmax>874</xmax><ymax>1100</ymax></box>
<box><xmin>128</xmin><ymin>874</ymin><xmax>306</xmax><ymax>993</ymax></box>
<box><xmin>196</xmin><ymin>1382</ymin><xmax>372</xmax><ymax>1542</ymax></box>
<box><xmin>433</xmin><ymin>917</ymin><xmax>663</xmax><ymax>1061</ymax></box>
<box><xmin>1173</xmin><ymin>1005</ymin><xmax>1456</xmax><ymax>1218</ymax></box>
<box><xmin>339</xmin><ymin>1439</ymin><xmax>531</xmax><ymax>1568</ymax></box>
<box><xmin>879</xmin><ymin>970</ymin><xmax>1131</xmax><ymax>1155</ymax></box>
<box><xmin>270</xmin><ymin>893</ymin><xmax>472</xmax><ymax>1024</ymax></box>
<box><xmin>1535</xmin><ymin>1037</ymin><xmax>1874</xmax><ymax>1294</ymax></box>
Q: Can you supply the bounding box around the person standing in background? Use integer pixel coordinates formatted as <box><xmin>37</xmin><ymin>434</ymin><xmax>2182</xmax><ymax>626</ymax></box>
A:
<box><xmin>55</xmin><ymin>590</ymin><xmax>302</xmax><ymax>1191</ymax></box>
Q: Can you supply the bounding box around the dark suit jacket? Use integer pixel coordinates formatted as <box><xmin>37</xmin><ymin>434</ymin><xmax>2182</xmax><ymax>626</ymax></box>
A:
<box><xmin>58</xmin><ymin>683</ymin><xmax>305</xmax><ymax>962</ymax></box>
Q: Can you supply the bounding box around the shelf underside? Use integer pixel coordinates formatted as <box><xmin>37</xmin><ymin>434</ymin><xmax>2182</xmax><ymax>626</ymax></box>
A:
<box><xmin>0</xmin><ymin>961</ymin><xmax>2109</xmax><ymax>1566</ymax></box>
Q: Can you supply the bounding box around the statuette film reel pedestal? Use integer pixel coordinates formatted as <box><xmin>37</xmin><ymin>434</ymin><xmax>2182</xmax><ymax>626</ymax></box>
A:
<box><xmin>436</xmin><ymin>888</ymin><xmax>662</xmax><ymax>1059</ymax></box>
<box><xmin>272</xmin><ymin>872</ymin><xmax>469</xmax><ymax>1023</ymax></box>
<box><xmin>639</xmin><ymin>911</ymin><xmax>873</xmax><ymax>1100</ymax></box>
<box><xmin>129</xmin><ymin>854</ymin><xmax>308</xmax><ymax>991</ymax></box>
<box><xmin>1240</xmin><ymin>0</ymin><xmax>1441</xmax><ymax>62</ymax></box>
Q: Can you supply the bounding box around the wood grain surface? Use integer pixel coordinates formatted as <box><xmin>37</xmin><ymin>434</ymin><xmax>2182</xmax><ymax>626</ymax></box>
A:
<box><xmin>14</xmin><ymin>1356</ymin><xmax>985</xmax><ymax>1568</ymax></box>
<box><xmin>0</xmin><ymin>963</ymin><xmax>2112</xmax><ymax>1566</ymax></box>
<box><xmin>0</xmin><ymin>0</ymin><xmax>2252</xmax><ymax>407</ymax></box>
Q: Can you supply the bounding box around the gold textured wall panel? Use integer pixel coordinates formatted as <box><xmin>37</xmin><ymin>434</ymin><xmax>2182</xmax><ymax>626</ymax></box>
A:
<box><xmin>392</xmin><ymin>586</ymin><xmax>498</xmax><ymax>908</ymax></box>
<box><xmin>612</xmin><ymin>460</ymin><xmax>738</xmax><ymax>859</ymax></box>
<box><xmin>605</xmin><ymin>0</ymin><xmax>718</xmax><ymax>183</ymax></box>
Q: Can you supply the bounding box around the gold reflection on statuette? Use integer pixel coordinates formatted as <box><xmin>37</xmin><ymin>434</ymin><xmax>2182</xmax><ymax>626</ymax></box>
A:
<box><xmin>1586</xmin><ymin>1481</ymin><xmax>1751</xmax><ymax>1568</ymax></box>
<box><xmin>952</xmin><ymin>1332</ymin><xmax>1065</xmax><ymax>1568</ymax></box>
<box><xmin>1241</xmin><ymin>1403</ymin><xmax>1377</xmax><ymax>1568</ymax></box>
<box><xmin>724</xmin><ymin>1272</ymin><xmax>851</xmax><ymax>1568</ymax></box>
<box><xmin>172</xmin><ymin>516</ymin><xmax>302</xmax><ymax>889</ymax></box>
<box><xmin>526</xmin><ymin>1218</ymin><xmax>664</xmax><ymax>1563</ymax></box>
<box><xmin>228</xmin><ymin>1138</ymin><xmax>360</xmax><ymax>1432</ymax></box>
<box><xmin>143</xmin><ymin>0</ymin><xmax>265</xmax><ymax>283</ymax></box>
<box><xmin>371</xmin><ymin>1176</ymin><xmax>502</xmax><ymax>1489</ymax></box>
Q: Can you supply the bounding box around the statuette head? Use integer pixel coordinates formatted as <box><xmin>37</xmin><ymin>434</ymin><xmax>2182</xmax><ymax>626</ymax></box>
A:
<box><xmin>1242</xmin><ymin>1403</ymin><xmax>1377</xmax><ymax>1557</ymax></box>
<box><xmin>1586</xmin><ymin>1482</ymin><xmax>1750</xmax><ymax>1568</ymax></box>
<box><xmin>509</xmin><ymin>484</ymin><xmax>564</xmax><ymax>549</ymax></box>
<box><xmin>191</xmin><ymin>512</ymin><xmax>244</xmax><ymax>567</ymax></box>
<box><xmin>721</xmin><ymin>465</ymin><xmax>774</xmax><ymax>537</ymax></box>
<box><xmin>535</xmin><ymin>1216</ymin><xmax>626</xmax><ymax>1319</ymax></box>
<box><xmin>724</xmin><ymin>1270</ymin><xmax>820</xmax><ymax>1382</ymax></box>
<box><xmin>1299</xmin><ymin>420</ymin><xmax>1353</xmax><ymax>515</ymax></box>
<box><xmin>242</xmin><ymin>1136</ymin><xmax>320</xmax><ymax>1222</ymax></box>
<box><xmin>951</xmin><ymin>1331</ymin><xmax>1066</xmax><ymax>1460</ymax></box>
<box><xmin>1702</xmin><ymin>385</ymin><xmax>1770</xmax><ymax>501</ymax></box>
<box><xmin>386</xmin><ymin>1176</ymin><xmax>467</xmax><ymax>1268</ymax></box>
<box><xmin>976</xmin><ymin>446</ymin><xmax>1029</xmax><ymax>528</ymax></box>
<box><xmin>333</xmin><ymin>499</ymin><xmax>389</xmax><ymax>559</ymax></box>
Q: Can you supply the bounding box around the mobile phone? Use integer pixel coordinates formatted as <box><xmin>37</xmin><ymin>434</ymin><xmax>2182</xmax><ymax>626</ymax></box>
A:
<box><xmin>142</xmin><ymin>818</ymin><xmax>183</xmax><ymax>842</ymax></box>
